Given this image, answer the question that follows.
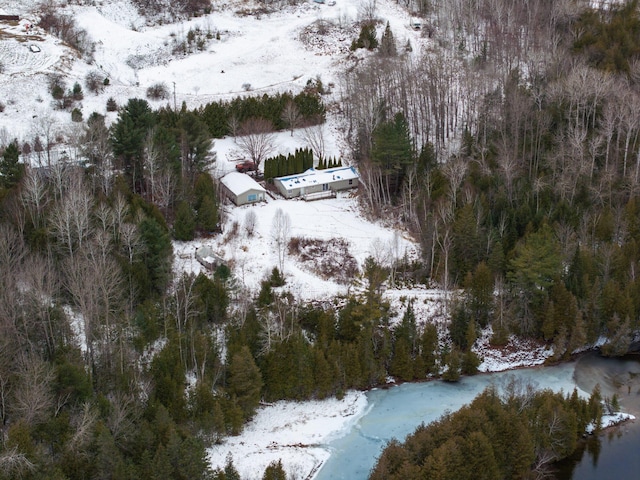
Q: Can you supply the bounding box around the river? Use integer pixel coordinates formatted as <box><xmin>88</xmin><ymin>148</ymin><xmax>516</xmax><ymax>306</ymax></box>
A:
<box><xmin>314</xmin><ymin>353</ymin><xmax>640</xmax><ymax>480</ymax></box>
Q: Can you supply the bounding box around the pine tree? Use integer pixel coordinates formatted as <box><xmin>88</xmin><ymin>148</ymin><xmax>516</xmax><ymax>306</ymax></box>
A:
<box><xmin>313</xmin><ymin>348</ymin><xmax>333</xmax><ymax>398</ymax></box>
<box><xmin>262</xmin><ymin>459</ymin><xmax>287</xmax><ymax>480</ymax></box>
<box><xmin>224</xmin><ymin>453</ymin><xmax>241</xmax><ymax>480</ymax></box>
<box><xmin>139</xmin><ymin>217</ymin><xmax>173</xmax><ymax>297</ymax></box>
<box><xmin>0</xmin><ymin>140</ymin><xmax>23</xmax><ymax>189</ymax></box>
<box><xmin>371</xmin><ymin>112</ymin><xmax>413</xmax><ymax>199</ymax></box>
<box><xmin>106</xmin><ymin>97</ymin><xmax>118</xmax><ymax>111</ymax></box>
<box><xmin>174</xmin><ymin>200</ymin><xmax>196</xmax><ymax>241</ymax></box>
<box><xmin>420</xmin><ymin>323</ymin><xmax>439</xmax><ymax>376</ymax></box>
<box><xmin>442</xmin><ymin>348</ymin><xmax>461</xmax><ymax>382</ymax></box>
<box><xmin>352</xmin><ymin>22</ymin><xmax>378</xmax><ymax>50</ymax></box>
<box><xmin>111</xmin><ymin>98</ymin><xmax>156</xmax><ymax>192</ymax></box>
<box><xmin>379</xmin><ymin>22</ymin><xmax>397</xmax><ymax>56</ymax></box>
<box><xmin>197</xmin><ymin>195</ymin><xmax>218</xmax><ymax>232</ymax></box>
<box><xmin>390</xmin><ymin>337</ymin><xmax>413</xmax><ymax>381</ymax></box>
<box><xmin>466</xmin><ymin>262</ymin><xmax>494</xmax><ymax>328</ymax></box>
<box><xmin>227</xmin><ymin>346</ymin><xmax>263</xmax><ymax>419</ymax></box>
<box><xmin>567</xmin><ymin>311</ymin><xmax>587</xmax><ymax>355</ymax></box>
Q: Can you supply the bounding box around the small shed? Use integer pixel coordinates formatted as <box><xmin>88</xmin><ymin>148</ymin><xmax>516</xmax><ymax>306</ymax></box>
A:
<box><xmin>220</xmin><ymin>171</ymin><xmax>266</xmax><ymax>206</ymax></box>
<box><xmin>195</xmin><ymin>245</ymin><xmax>225</xmax><ymax>271</ymax></box>
<box><xmin>273</xmin><ymin>166</ymin><xmax>359</xmax><ymax>199</ymax></box>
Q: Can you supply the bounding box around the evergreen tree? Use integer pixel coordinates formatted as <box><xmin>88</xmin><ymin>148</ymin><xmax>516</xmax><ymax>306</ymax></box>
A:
<box><xmin>390</xmin><ymin>336</ymin><xmax>413</xmax><ymax>381</ymax></box>
<box><xmin>313</xmin><ymin>348</ymin><xmax>334</xmax><ymax>398</ymax></box>
<box><xmin>139</xmin><ymin>217</ymin><xmax>173</xmax><ymax>297</ymax></box>
<box><xmin>173</xmin><ymin>200</ymin><xmax>196</xmax><ymax>241</ymax></box>
<box><xmin>177</xmin><ymin>111</ymin><xmax>213</xmax><ymax>184</ymax></box>
<box><xmin>197</xmin><ymin>195</ymin><xmax>218</xmax><ymax>232</ymax></box>
<box><xmin>371</xmin><ymin>112</ymin><xmax>413</xmax><ymax>200</ymax></box>
<box><xmin>262</xmin><ymin>459</ymin><xmax>287</xmax><ymax>480</ymax></box>
<box><xmin>106</xmin><ymin>96</ymin><xmax>118</xmax><ymax>111</ymax></box>
<box><xmin>0</xmin><ymin>140</ymin><xmax>23</xmax><ymax>189</ymax></box>
<box><xmin>442</xmin><ymin>348</ymin><xmax>461</xmax><ymax>382</ymax></box>
<box><xmin>111</xmin><ymin>98</ymin><xmax>156</xmax><ymax>192</ymax></box>
<box><xmin>507</xmin><ymin>223</ymin><xmax>562</xmax><ymax>336</ymax></box>
<box><xmin>419</xmin><ymin>323</ymin><xmax>439</xmax><ymax>376</ymax></box>
<box><xmin>227</xmin><ymin>346</ymin><xmax>263</xmax><ymax>419</ymax></box>
<box><xmin>224</xmin><ymin>453</ymin><xmax>241</xmax><ymax>480</ymax></box>
<box><xmin>351</xmin><ymin>22</ymin><xmax>378</xmax><ymax>50</ymax></box>
<box><xmin>379</xmin><ymin>22</ymin><xmax>397</xmax><ymax>56</ymax></box>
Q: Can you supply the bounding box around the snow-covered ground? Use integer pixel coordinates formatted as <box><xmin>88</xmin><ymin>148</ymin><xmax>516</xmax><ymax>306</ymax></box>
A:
<box><xmin>0</xmin><ymin>0</ymin><xmax>426</xmax><ymax>141</ymax></box>
<box><xmin>208</xmin><ymin>391</ymin><xmax>368</xmax><ymax>480</ymax></box>
<box><xmin>587</xmin><ymin>412</ymin><xmax>636</xmax><ymax>435</ymax></box>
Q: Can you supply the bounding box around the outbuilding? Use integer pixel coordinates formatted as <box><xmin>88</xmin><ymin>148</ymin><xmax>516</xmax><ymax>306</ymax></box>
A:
<box><xmin>220</xmin><ymin>171</ymin><xmax>266</xmax><ymax>206</ymax></box>
<box><xmin>273</xmin><ymin>165</ymin><xmax>359</xmax><ymax>199</ymax></box>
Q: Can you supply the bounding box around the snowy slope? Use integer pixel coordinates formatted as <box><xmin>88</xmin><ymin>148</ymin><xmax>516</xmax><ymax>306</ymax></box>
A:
<box><xmin>0</xmin><ymin>0</ymin><xmax>427</xmax><ymax>141</ymax></box>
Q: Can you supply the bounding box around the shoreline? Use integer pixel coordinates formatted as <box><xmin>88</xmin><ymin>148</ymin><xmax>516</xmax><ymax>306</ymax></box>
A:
<box><xmin>208</xmin><ymin>349</ymin><xmax>639</xmax><ymax>480</ymax></box>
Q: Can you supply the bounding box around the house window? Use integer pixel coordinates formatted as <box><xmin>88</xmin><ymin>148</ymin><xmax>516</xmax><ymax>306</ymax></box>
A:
<box><xmin>322</xmin><ymin>184</ymin><xmax>328</xmax><ymax>191</ymax></box>
<box><xmin>248</xmin><ymin>193</ymin><xmax>257</xmax><ymax>202</ymax></box>
<box><xmin>349</xmin><ymin>179</ymin><xmax>353</xmax><ymax>185</ymax></box>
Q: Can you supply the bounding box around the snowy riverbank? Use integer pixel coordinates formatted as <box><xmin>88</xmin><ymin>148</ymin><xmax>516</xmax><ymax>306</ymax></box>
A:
<box><xmin>206</xmin><ymin>349</ymin><xmax>638</xmax><ymax>480</ymax></box>
<box><xmin>207</xmin><ymin>391</ymin><xmax>368</xmax><ymax>480</ymax></box>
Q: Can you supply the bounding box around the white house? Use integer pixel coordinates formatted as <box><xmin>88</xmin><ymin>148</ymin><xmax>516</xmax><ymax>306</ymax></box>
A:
<box><xmin>273</xmin><ymin>166</ymin><xmax>359</xmax><ymax>199</ymax></box>
<box><xmin>220</xmin><ymin>171</ymin><xmax>266</xmax><ymax>206</ymax></box>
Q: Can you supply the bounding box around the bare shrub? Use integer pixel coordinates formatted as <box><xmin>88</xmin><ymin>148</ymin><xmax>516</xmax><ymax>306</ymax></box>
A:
<box><xmin>288</xmin><ymin>237</ymin><xmax>358</xmax><ymax>284</ymax></box>
<box><xmin>38</xmin><ymin>7</ymin><xmax>95</xmax><ymax>60</ymax></box>
<box><xmin>85</xmin><ymin>70</ymin><xmax>105</xmax><ymax>94</ymax></box>
<box><xmin>146</xmin><ymin>82</ymin><xmax>169</xmax><ymax>100</ymax></box>
<box><xmin>244</xmin><ymin>209</ymin><xmax>258</xmax><ymax>237</ymax></box>
<box><xmin>223</xmin><ymin>220</ymin><xmax>240</xmax><ymax>244</ymax></box>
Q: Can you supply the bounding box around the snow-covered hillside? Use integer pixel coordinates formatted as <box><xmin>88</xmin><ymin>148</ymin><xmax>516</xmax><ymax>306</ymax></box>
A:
<box><xmin>0</xmin><ymin>0</ymin><xmax>426</xmax><ymax>141</ymax></box>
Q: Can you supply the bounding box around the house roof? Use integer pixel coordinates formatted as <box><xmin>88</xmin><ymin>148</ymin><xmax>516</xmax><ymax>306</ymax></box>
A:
<box><xmin>276</xmin><ymin>166</ymin><xmax>359</xmax><ymax>191</ymax></box>
<box><xmin>220</xmin><ymin>171</ymin><xmax>266</xmax><ymax>195</ymax></box>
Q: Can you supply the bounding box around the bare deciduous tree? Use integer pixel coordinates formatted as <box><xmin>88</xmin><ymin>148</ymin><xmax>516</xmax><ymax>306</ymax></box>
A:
<box><xmin>49</xmin><ymin>171</ymin><xmax>92</xmax><ymax>258</ymax></box>
<box><xmin>20</xmin><ymin>168</ymin><xmax>48</xmax><ymax>229</ymax></box>
<box><xmin>21</xmin><ymin>254</ymin><xmax>60</xmax><ymax>357</ymax></box>
<box><xmin>31</xmin><ymin>113</ymin><xmax>59</xmax><ymax>167</ymax></box>
<box><xmin>235</xmin><ymin>117</ymin><xmax>277</xmax><ymax>170</ymax></box>
<box><xmin>0</xmin><ymin>447</ymin><xmax>36</xmax><ymax>478</ymax></box>
<box><xmin>300</xmin><ymin>124</ymin><xmax>326</xmax><ymax>164</ymax></box>
<box><xmin>83</xmin><ymin>113</ymin><xmax>113</xmax><ymax>195</ymax></box>
<box><xmin>271</xmin><ymin>208</ymin><xmax>291</xmax><ymax>272</ymax></box>
<box><xmin>67</xmin><ymin>402</ymin><xmax>98</xmax><ymax>453</ymax></box>
<box><xmin>156</xmin><ymin>169</ymin><xmax>177</xmax><ymax>214</ymax></box>
<box><xmin>281</xmin><ymin>100</ymin><xmax>302</xmax><ymax>136</ymax></box>
<box><xmin>227</xmin><ymin>114</ymin><xmax>240</xmax><ymax>139</ymax></box>
<box><xmin>11</xmin><ymin>355</ymin><xmax>55</xmax><ymax>425</ymax></box>
<box><xmin>244</xmin><ymin>209</ymin><xmax>258</xmax><ymax>237</ymax></box>
<box><xmin>358</xmin><ymin>0</ymin><xmax>378</xmax><ymax>22</ymax></box>
<box><xmin>65</xmin><ymin>242</ymin><xmax>123</xmax><ymax>378</ymax></box>
<box><xmin>143</xmin><ymin>129</ymin><xmax>162</xmax><ymax>203</ymax></box>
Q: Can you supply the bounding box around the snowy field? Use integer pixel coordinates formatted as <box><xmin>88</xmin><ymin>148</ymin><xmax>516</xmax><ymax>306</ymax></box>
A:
<box><xmin>0</xmin><ymin>0</ymin><xmax>426</xmax><ymax>141</ymax></box>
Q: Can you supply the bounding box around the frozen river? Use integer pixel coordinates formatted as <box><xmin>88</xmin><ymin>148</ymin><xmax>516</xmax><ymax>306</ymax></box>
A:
<box><xmin>315</xmin><ymin>354</ymin><xmax>640</xmax><ymax>480</ymax></box>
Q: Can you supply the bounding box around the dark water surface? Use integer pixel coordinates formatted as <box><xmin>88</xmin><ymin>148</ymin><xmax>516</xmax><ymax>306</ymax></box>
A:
<box><xmin>554</xmin><ymin>354</ymin><xmax>640</xmax><ymax>480</ymax></box>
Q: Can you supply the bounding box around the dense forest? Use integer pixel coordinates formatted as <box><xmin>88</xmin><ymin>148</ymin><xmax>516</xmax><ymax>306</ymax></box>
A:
<box><xmin>2</xmin><ymin>0</ymin><xmax>640</xmax><ymax>479</ymax></box>
<box><xmin>369</xmin><ymin>382</ymin><xmax>616</xmax><ymax>480</ymax></box>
